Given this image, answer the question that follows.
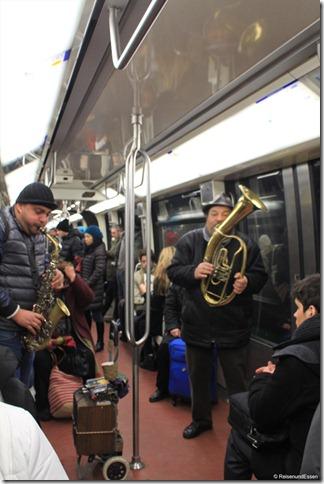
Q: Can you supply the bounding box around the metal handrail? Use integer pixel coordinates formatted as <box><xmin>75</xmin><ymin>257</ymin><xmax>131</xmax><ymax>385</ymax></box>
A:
<box><xmin>124</xmin><ymin>145</ymin><xmax>151</xmax><ymax>349</ymax></box>
<box><xmin>107</xmin><ymin>0</ymin><xmax>167</xmax><ymax>70</ymax></box>
<box><xmin>124</xmin><ymin>109</ymin><xmax>152</xmax><ymax>471</ymax></box>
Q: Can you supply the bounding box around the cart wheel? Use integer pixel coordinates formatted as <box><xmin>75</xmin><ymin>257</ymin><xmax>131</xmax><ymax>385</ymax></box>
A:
<box><xmin>102</xmin><ymin>456</ymin><xmax>130</xmax><ymax>480</ymax></box>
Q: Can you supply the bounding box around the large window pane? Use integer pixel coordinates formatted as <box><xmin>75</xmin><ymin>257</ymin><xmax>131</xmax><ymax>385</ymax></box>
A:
<box><xmin>243</xmin><ymin>172</ymin><xmax>292</xmax><ymax>344</ymax></box>
<box><xmin>153</xmin><ymin>192</ymin><xmax>203</xmax><ymax>253</ymax></box>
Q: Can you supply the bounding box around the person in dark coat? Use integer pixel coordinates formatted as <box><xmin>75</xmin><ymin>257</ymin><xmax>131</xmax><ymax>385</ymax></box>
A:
<box><xmin>224</xmin><ymin>273</ymin><xmax>320</xmax><ymax>480</ymax></box>
<box><xmin>300</xmin><ymin>403</ymin><xmax>320</xmax><ymax>478</ymax></box>
<box><xmin>167</xmin><ymin>191</ymin><xmax>267</xmax><ymax>439</ymax></box>
<box><xmin>149</xmin><ymin>283</ymin><xmax>183</xmax><ymax>402</ymax></box>
<box><xmin>102</xmin><ymin>224</ymin><xmax>122</xmax><ymax>318</ymax></box>
<box><xmin>56</xmin><ymin>218</ymin><xmax>84</xmax><ymax>266</ymax></box>
<box><xmin>138</xmin><ymin>246</ymin><xmax>176</xmax><ymax>368</ymax></box>
<box><xmin>0</xmin><ymin>182</ymin><xmax>63</xmax><ymax>387</ymax></box>
<box><xmin>82</xmin><ymin>225</ymin><xmax>107</xmax><ymax>352</ymax></box>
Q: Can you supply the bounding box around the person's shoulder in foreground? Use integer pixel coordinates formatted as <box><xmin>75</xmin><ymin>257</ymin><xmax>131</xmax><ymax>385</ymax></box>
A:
<box><xmin>0</xmin><ymin>401</ymin><xmax>69</xmax><ymax>480</ymax></box>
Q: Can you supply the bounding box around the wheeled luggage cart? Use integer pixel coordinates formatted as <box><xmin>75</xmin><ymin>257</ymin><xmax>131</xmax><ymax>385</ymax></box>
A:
<box><xmin>72</xmin><ymin>321</ymin><xmax>129</xmax><ymax>480</ymax></box>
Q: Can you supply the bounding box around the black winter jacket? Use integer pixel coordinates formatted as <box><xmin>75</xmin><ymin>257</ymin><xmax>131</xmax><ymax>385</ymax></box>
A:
<box><xmin>167</xmin><ymin>228</ymin><xmax>267</xmax><ymax>348</ymax></box>
<box><xmin>164</xmin><ymin>284</ymin><xmax>184</xmax><ymax>334</ymax></box>
<box><xmin>0</xmin><ymin>207</ymin><xmax>46</xmax><ymax>331</ymax></box>
<box><xmin>82</xmin><ymin>242</ymin><xmax>107</xmax><ymax>311</ymax></box>
<box><xmin>60</xmin><ymin>230</ymin><xmax>84</xmax><ymax>263</ymax></box>
<box><xmin>248</xmin><ymin>315</ymin><xmax>320</xmax><ymax>479</ymax></box>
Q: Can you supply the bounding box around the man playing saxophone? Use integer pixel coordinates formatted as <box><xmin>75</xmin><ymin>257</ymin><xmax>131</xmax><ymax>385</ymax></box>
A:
<box><xmin>0</xmin><ymin>182</ymin><xmax>63</xmax><ymax>387</ymax></box>
<box><xmin>167</xmin><ymin>191</ymin><xmax>267</xmax><ymax>439</ymax></box>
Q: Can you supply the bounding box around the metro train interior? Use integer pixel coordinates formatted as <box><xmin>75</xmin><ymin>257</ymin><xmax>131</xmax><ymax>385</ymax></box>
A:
<box><xmin>0</xmin><ymin>0</ymin><xmax>320</xmax><ymax>480</ymax></box>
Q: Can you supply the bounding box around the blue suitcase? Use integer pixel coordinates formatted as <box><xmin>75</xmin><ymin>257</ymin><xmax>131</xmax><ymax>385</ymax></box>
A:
<box><xmin>168</xmin><ymin>338</ymin><xmax>217</xmax><ymax>405</ymax></box>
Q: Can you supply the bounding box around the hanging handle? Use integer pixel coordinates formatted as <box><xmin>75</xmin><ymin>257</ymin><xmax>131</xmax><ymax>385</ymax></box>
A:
<box><xmin>107</xmin><ymin>0</ymin><xmax>167</xmax><ymax>70</ymax></box>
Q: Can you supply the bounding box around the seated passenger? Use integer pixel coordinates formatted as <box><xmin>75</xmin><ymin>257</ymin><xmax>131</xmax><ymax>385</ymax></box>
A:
<box><xmin>118</xmin><ymin>248</ymin><xmax>156</xmax><ymax>341</ymax></box>
<box><xmin>0</xmin><ymin>401</ymin><xmax>69</xmax><ymax>480</ymax></box>
<box><xmin>224</xmin><ymin>273</ymin><xmax>320</xmax><ymax>480</ymax></box>
<box><xmin>149</xmin><ymin>284</ymin><xmax>183</xmax><ymax>402</ymax></box>
<box><xmin>34</xmin><ymin>261</ymin><xmax>97</xmax><ymax>421</ymax></box>
<box><xmin>134</xmin><ymin>249</ymin><xmax>156</xmax><ymax>313</ymax></box>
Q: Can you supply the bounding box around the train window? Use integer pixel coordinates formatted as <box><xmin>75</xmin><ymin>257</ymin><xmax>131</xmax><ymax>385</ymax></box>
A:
<box><xmin>156</xmin><ymin>193</ymin><xmax>202</xmax><ymax>222</ymax></box>
<box><xmin>240</xmin><ymin>172</ymin><xmax>292</xmax><ymax>344</ymax></box>
<box><xmin>153</xmin><ymin>191</ymin><xmax>204</xmax><ymax>252</ymax></box>
<box><xmin>158</xmin><ymin>222</ymin><xmax>202</xmax><ymax>249</ymax></box>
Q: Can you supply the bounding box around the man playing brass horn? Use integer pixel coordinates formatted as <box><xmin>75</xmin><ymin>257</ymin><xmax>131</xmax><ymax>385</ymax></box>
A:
<box><xmin>167</xmin><ymin>191</ymin><xmax>267</xmax><ymax>439</ymax></box>
<box><xmin>0</xmin><ymin>182</ymin><xmax>63</xmax><ymax>388</ymax></box>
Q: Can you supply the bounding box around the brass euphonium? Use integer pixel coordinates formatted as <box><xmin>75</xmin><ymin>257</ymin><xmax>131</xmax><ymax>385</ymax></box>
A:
<box><xmin>24</xmin><ymin>229</ymin><xmax>70</xmax><ymax>351</ymax></box>
<box><xmin>201</xmin><ymin>185</ymin><xmax>267</xmax><ymax>306</ymax></box>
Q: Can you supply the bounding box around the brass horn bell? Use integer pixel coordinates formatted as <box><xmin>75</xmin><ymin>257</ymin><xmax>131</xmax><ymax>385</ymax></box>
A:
<box><xmin>201</xmin><ymin>184</ymin><xmax>267</xmax><ymax>306</ymax></box>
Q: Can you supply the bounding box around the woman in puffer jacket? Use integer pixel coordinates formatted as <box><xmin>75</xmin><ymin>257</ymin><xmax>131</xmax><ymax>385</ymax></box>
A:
<box><xmin>82</xmin><ymin>225</ymin><xmax>107</xmax><ymax>352</ymax></box>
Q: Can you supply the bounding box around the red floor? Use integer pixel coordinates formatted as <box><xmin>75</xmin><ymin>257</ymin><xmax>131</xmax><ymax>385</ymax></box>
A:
<box><xmin>42</xmin><ymin>324</ymin><xmax>231</xmax><ymax>480</ymax></box>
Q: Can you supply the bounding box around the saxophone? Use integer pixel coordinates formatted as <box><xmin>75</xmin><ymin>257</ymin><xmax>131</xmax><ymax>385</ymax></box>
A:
<box><xmin>24</xmin><ymin>229</ymin><xmax>70</xmax><ymax>351</ymax></box>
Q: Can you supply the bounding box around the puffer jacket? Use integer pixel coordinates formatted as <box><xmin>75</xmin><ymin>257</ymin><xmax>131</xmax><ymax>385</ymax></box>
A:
<box><xmin>167</xmin><ymin>228</ymin><xmax>267</xmax><ymax>348</ymax></box>
<box><xmin>82</xmin><ymin>242</ymin><xmax>107</xmax><ymax>310</ymax></box>
<box><xmin>60</xmin><ymin>230</ymin><xmax>84</xmax><ymax>263</ymax></box>
<box><xmin>248</xmin><ymin>315</ymin><xmax>320</xmax><ymax>479</ymax></box>
<box><xmin>0</xmin><ymin>207</ymin><xmax>46</xmax><ymax>331</ymax></box>
<box><xmin>0</xmin><ymin>402</ymin><xmax>68</xmax><ymax>480</ymax></box>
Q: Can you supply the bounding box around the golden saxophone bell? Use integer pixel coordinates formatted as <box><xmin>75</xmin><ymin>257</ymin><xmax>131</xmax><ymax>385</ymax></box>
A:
<box><xmin>201</xmin><ymin>185</ymin><xmax>267</xmax><ymax>306</ymax></box>
<box><xmin>24</xmin><ymin>298</ymin><xmax>70</xmax><ymax>351</ymax></box>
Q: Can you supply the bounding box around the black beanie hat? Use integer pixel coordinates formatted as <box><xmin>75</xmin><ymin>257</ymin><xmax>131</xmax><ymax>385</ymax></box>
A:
<box><xmin>56</xmin><ymin>219</ymin><xmax>70</xmax><ymax>233</ymax></box>
<box><xmin>16</xmin><ymin>182</ymin><xmax>57</xmax><ymax>210</ymax></box>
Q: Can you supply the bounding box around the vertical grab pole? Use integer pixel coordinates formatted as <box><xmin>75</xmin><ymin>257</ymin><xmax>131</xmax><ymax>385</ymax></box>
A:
<box><xmin>139</xmin><ymin>150</ymin><xmax>152</xmax><ymax>325</ymax></box>
<box><xmin>124</xmin><ymin>110</ymin><xmax>152</xmax><ymax>471</ymax></box>
<box><xmin>108</xmin><ymin>0</ymin><xmax>156</xmax><ymax>470</ymax></box>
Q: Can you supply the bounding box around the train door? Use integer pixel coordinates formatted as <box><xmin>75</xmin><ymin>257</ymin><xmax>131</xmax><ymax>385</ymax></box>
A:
<box><xmin>230</xmin><ymin>159</ymin><xmax>320</xmax><ymax>376</ymax></box>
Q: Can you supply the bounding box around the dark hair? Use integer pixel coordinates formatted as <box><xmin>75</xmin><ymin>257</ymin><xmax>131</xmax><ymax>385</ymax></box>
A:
<box><xmin>138</xmin><ymin>248</ymin><xmax>156</xmax><ymax>263</ymax></box>
<box><xmin>291</xmin><ymin>274</ymin><xmax>320</xmax><ymax>313</ymax></box>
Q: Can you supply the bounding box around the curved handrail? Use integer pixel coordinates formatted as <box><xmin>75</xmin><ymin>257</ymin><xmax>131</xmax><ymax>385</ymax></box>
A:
<box><xmin>108</xmin><ymin>0</ymin><xmax>167</xmax><ymax>70</ymax></box>
<box><xmin>124</xmin><ymin>148</ymin><xmax>151</xmax><ymax>347</ymax></box>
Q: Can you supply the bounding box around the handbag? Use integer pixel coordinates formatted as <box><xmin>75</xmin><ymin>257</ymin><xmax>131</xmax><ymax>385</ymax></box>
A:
<box><xmin>228</xmin><ymin>392</ymin><xmax>289</xmax><ymax>450</ymax></box>
<box><xmin>56</xmin><ymin>344</ymin><xmax>95</xmax><ymax>379</ymax></box>
<box><xmin>48</xmin><ymin>366</ymin><xmax>83</xmax><ymax>418</ymax></box>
